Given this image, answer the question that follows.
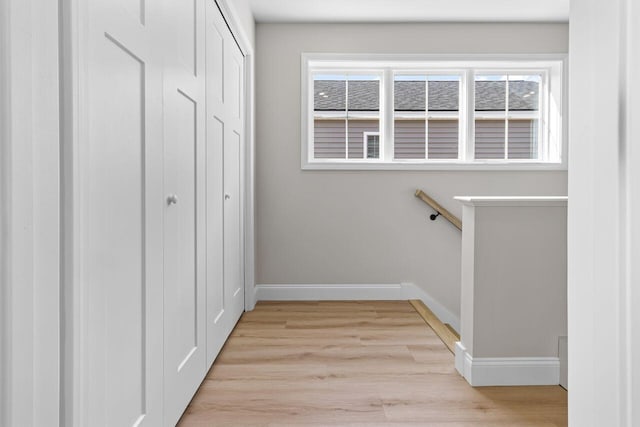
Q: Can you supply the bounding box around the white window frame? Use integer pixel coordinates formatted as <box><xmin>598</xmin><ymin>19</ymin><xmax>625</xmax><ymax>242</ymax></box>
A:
<box><xmin>301</xmin><ymin>53</ymin><xmax>567</xmax><ymax>171</ymax></box>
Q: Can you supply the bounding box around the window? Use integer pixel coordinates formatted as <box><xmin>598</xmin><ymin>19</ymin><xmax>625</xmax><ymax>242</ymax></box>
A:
<box><xmin>313</xmin><ymin>74</ymin><xmax>381</xmax><ymax>159</ymax></box>
<box><xmin>302</xmin><ymin>54</ymin><xmax>566</xmax><ymax>170</ymax></box>
<box><xmin>394</xmin><ymin>74</ymin><xmax>461</xmax><ymax>160</ymax></box>
<box><xmin>474</xmin><ymin>74</ymin><xmax>542</xmax><ymax>160</ymax></box>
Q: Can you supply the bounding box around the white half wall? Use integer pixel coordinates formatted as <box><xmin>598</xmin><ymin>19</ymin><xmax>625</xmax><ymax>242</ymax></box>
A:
<box><xmin>255</xmin><ymin>23</ymin><xmax>568</xmax><ymax>320</ymax></box>
<box><xmin>457</xmin><ymin>197</ymin><xmax>567</xmax><ymax>360</ymax></box>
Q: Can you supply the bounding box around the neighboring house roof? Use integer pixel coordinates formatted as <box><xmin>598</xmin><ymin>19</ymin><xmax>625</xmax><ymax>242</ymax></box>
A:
<box><xmin>314</xmin><ymin>80</ymin><xmax>539</xmax><ymax>112</ymax></box>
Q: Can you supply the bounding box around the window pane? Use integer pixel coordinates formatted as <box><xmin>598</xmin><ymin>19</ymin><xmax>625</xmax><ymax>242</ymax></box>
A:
<box><xmin>428</xmin><ymin>120</ymin><xmax>459</xmax><ymax>159</ymax></box>
<box><xmin>314</xmin><ymin>75</ymin><xmax>346</xmax><ymax>112</ymax></box>
<box><xmin>395</xmin><ymin>119</ymin><xmax>426</xmax><ymax>159</ymax></box>
<box><xmin>475</xmin><ymin>76</ymin><xmax>506</xmax><ymax>111</ymax></box>
<box><xmin>428</xmin><ymin>76</ymin><xmax>460</xmax><ymax>159</ymax></box>
<box><xmin>314</xmin><ymin>119</ymin><xmax>346</xmax><ymax>158</ymax></box>
<box><xmin>348</xmin><ymin>120</ymin><xmax>379</xmax><ymax>159</ymax></box>
<box><xmin>348</xmin><ymin>77</ymin><xmax>379</xmax><ymax>111</ymax></box>
<box><xmin>314</xmin><ymin>75</ymin><xmax>347</xmax><ymax>159</ymax></box>
<box><xmin>508</xmin><ymin>119</ymin><xmax>539</xmax><ymax>159</ymax></box>
<box><xmin>508</xmin><ymin>75</ymin><xmax>541</xmax><ymax>112</ymax></box>
<box><xmin>475</xmin><ymin>119</ymin><xmax>505</xmax><ymax>159</ymax></box>
<box><xmin>347</xmin><ymin>76</ymin><xmax>380</xmax><ymax>159</ymax></box>
<box><xmin>395</xmin><ymin>77</ymin><xmax>426</xmax><ymax>112</ymax></box>
<box><xmin>428</xmin><ymin>78</ymin><xmax>459</xmax><ymax>111</ymax></box>
<box><xmin>394</xmin><ymin>76</ymin><xmax>426</xmax><ymax>159</ymax></box>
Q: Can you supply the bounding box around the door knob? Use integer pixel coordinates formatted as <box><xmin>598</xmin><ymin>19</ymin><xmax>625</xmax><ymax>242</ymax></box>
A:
<box><xmin>225</xmin><ymin>194</ymin><xmax>231</xmax><ymax>200</ymax></box>
<box><xmin>167</xmin><ymin>194</ymin><xmax>178</xmax><ymax>205</ymax></box>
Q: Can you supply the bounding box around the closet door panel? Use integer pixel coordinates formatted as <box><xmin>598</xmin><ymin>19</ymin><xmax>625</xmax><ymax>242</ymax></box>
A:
<box><xmin>204</xmin><ymin>3</ymin><xmax>225</xmax><ymax>365</ymax></box>
<box><xmin>205</xmin><ymin>0</ymin><xmax>245</xmax><ymax>366</ymax></box>
<box><xmin>163</xmin><ymin>87</ymin><xmax>198</xmax><ymax>373</ymax></box>
<box><xmin>205</xmin><ymin>115</ymin><xmax>225</xmax><ymax>365</ymax></box>
<box><xmin>223</xmin><ymin>28</ymin><xmax>245</xmax><ymax>324</ymax></box>
<box><xmin>223</xmin><ymin>128</ymin><xmax>243</xmax><ymax>319</ymax></box>
<box><xmin>206</xmin><ymin>2</ymin><xmax>244</xmax><ymax>363</ymax></box>
<box><xmin>79</xmin><ymin>2</ymin><xmax>163</xmax><ymax>426</ymax></box>
<box><xmin>88</xmin><ymin>36</ymin><xmax>146</xmax><ymax>427</ymax></box>
<box><xmin>162</xmin><ymin>0</ymin><xmax>207</xmax><ymax>424</ymax></box>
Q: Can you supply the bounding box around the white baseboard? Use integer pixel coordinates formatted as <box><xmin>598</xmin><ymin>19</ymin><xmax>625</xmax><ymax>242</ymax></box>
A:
<box><xmin>253</xmin><ymin>282</ymin><xmax>459</xmax><ymax>332</ymax></box>
<box><xmin>455</xmin><ymin>341</ymin><xmax>467</xmax><ymax>376</ymax></box>
<box><xmin>255</xmin><ymin>283</ymin><xmax>406</xmax><ymax>301</ymax></box>
<box><xmin>455</xmin><ymin>342</ymin><xmax>560</xmax><ymax>386</ymax></box>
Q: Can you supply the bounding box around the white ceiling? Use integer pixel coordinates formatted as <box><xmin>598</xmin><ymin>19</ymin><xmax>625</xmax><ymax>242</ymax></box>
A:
<box><xmin>247</xmin><ymin>0</ymin><xmax>569</xmax><ymax>23</ymax></box>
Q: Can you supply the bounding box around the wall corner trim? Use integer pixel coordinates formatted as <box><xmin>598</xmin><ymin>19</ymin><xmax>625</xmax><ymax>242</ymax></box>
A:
<box><xmin>253</xmin><ymin>282</ymin><xmax>459</xmax><ymax>332</ymax></box>
<box><xmin>455</xmin><ymin>343</ymin><xmax>560</xmax><ymax>386</ymax></box>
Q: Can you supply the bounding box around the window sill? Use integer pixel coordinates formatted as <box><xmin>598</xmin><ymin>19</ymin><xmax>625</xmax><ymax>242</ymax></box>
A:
<box><xmin>301</xmin><ymin>161</ymin><xmax>567</xmax><ymax>171</ymax></box>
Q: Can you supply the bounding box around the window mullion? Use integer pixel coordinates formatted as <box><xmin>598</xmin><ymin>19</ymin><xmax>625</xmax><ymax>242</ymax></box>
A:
<box><xmin>345</xmin><ymin>78</ymin><xmax>349</xmax><ymax>159</ymax></box>
<box><xmin>383</xmin><ymin>69</ymin><xmax>394</xmax><ymax>162</ymax></box>
<box><xmin>504</xmin><ymin>76</ymin><xmax>509</xmax><ymax>160</ymax></box>
<box><xmin>540</xmin><ymin>71</ymin><xmax>548</xmax><ymax>161</ymax></box>
<box><xmin>425</xmin><ymin>76</ymin><xmax>429</xmax><ymax>160</ymax></box>
<box><xmin>465</xmin><ymin>70</ymin><xmax>475</xmax><ymax>162</ymax></box>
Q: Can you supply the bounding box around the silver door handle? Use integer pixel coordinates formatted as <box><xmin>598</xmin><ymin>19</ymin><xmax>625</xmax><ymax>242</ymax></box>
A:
<box><xmin>225</xmin><ymin>194</ymin><xmax>231</xmax><ymax>200</ymax></box>
<box><xmin>167</xmin><ymin>194</ymin><xmax>178</xmax><ymax>205</ymax></box>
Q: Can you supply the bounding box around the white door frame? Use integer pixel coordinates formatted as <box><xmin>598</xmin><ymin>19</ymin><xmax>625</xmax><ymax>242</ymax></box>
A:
<box><xmin>0</xmin><ymin>0</ymin><xmax>61</xmax><ymax>425</ymax></box>
<box><xmin>568</xmin><ymin>0</ymin><xmax>640</xmax><ymax>424</ymax></box>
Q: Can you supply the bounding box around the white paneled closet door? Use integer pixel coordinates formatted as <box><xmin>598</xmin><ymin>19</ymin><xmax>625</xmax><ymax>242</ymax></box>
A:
<box><xmin>161</xmin><ymin>0</ymin><xmax>208</xmax><ymax>425</ymax></box>
<box><xmin>205</xmin><ymin>0</ymin><xmax>246</xmax><ymax>365</ymax></box>
<box><xmin>74</xmin><ymin>0</ymin><xmax>245</xmax><ymax>425</ymax></box>
<box><xmin>79</xmin><ymin>0</ymin><xmax>164</xmax><ymax>425</ymax></box>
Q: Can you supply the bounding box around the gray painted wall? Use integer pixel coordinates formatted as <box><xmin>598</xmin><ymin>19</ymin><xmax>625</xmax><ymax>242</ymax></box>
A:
<box><xmin>471</xmin><ymin>205</ymin><xmax>567</xmax><ymax>357</ymax></box>
<box><xmin>255</xmin><ymin>23</ymin><xmax>568</xmax><ymax>317</ymax></box>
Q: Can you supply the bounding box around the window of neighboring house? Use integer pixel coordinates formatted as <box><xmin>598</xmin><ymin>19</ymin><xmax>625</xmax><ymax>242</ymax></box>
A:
<box><xmin>302</xmin><ymin>54</ymin><xmax>566</xmax><ymax>170</ymax></box>
<box><xmin>364</xmin><ymin>132</ymin><xmax>380</xmax><ymax>159</ymax></box>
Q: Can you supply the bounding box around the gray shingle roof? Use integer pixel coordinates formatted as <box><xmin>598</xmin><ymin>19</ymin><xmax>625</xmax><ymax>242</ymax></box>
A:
<box><xmin>313</xmin><ymin>80</ymin><xmax>539</xmax><ymax>112</ymax></box>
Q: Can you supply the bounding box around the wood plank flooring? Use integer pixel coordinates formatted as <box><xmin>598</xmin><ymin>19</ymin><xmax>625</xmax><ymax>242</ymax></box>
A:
<box><xmin>178</xmin><ymin>301</ymin><xmax>567</xmax><ymax>426</ymax></box>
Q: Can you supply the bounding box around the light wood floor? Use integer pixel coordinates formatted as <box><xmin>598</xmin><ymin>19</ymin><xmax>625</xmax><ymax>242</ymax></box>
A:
<box><xmin>178</xmin><ymin>301</ymin><xmax>567</xmax><ymax>426</ymax></box>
